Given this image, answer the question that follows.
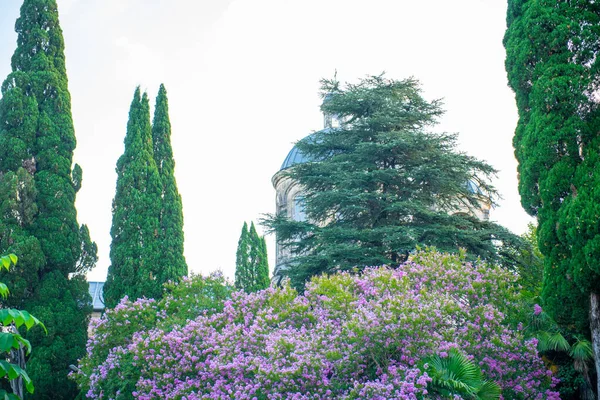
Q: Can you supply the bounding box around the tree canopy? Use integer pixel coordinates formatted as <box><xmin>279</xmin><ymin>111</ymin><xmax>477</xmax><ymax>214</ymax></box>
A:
<box><xmin>152</xmin><ymin>84</ymin><xmax>187</xmax><ymax>281</ymax></box>
<box><xmin>0</xmin><ymin>1</ymin><xmax>96</xmax><ymax>397</ymax></box>
<box><xmin>235</xmin><ymin>222</ymin><xmax>270</xmax><ymax>293</ymax></box>
<box><xmin>264</xmin><ymin>75</ymin><xmax>522</xmax><ymax>287</ymax></box>
<box><xmin>504</xmin><ymin>0</ymin><xmax>600</xmax><ymax>394</ymax></box>
<box><xmin>104</xmin><ymin>88</ymin><xmax>164</xmax><ymax>308</ymax></box>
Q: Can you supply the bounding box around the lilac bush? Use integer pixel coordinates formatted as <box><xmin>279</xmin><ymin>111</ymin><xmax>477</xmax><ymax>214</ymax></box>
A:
<box><xmin>76</xmin><ymin>251</ymin><xmax>559</xmax><ymax>399</ymax></box>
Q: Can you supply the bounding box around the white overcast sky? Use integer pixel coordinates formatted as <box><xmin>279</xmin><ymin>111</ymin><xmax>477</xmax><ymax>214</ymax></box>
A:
<box><xmin>0</xmin><ymin>0</ymin><xmax>533</xmax><ymax>281</ymax></box>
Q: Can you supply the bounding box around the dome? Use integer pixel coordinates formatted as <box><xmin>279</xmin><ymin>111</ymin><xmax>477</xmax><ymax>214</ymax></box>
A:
<box><xmin>466</xmin><ymin>179</ymin><xmax>484</xmax><ymax>195</ymax></box>
<box><xmin>280</xmin><ymin>144</ymin><xmax>312</xmax><ymax>171</ymax></box>
<box><xmin>280</xmin><ymin>132</ymin><xmax>323</xmax><ymax>171</ymax></box>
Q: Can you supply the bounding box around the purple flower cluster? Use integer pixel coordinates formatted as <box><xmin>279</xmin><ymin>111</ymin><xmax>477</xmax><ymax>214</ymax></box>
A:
<box><xmin>78</xmin><ymin>251</ymin><xmax>559</xmax><ymax>399</ymax></box>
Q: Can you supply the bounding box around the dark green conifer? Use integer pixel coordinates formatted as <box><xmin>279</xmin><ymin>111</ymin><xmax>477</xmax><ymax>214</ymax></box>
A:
<box><xmin>235</xmin><ymin>222</ymin><xmax>250</xmax><ymax>291</ymax></box>
<box><xmin>235</xmin><ymin>222</ymin><xmax>270</xmax><ymax>292</ymax></box>
<box><xmin>104</xmin><ymin>88</ymin><xmax>164</xmax><ymax>308</ymax></box>
<box><xmin>249</xmin><ymin>222</ymin><xmax>270</xmax><ymax>292</ymax></box>
<box><xmin>0</xmin><ymin>0</ymin><xmax>97</xmax><ymax>398</ymax></box>
<box><xmin>263</xmin><ymin>75</ymin><xmax>522</xmax><ymax>288</ymax></box>
<box><xmin>152</xmin><ymin>84</ymin><xmax>187</xmax><ymax>281</ymax></box>
<box><xmin>504</xmin><ymin>0</ymin><xmax>600</xmax><ymax>393</ymax></box>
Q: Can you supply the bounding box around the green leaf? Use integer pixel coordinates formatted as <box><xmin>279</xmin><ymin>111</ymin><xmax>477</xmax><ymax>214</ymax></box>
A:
<box><xmin>13</xmin><ymin>334</ymin><xmax>31</xmax><ymax>355</ymax></box>
<box><xmin>0</xmin><ymin>389</ymin><xmax>21</xmax><ymax>400</ymax></box>
<box><xmin>0</xmin><ymin>332</ymin><xmax>16</xmax><ymax>353</ymax></box>
<box><xmin>423</xmin><ymin>349</ymin><xmax>501</xmax><ymax>400</ymax></box>
<box><xmin>537</xmin><ymin>331</ymin><xmax>570</xmax><ymax>353</ymax></box>
<box><xmin>0</xmin><ymin>309</ymin><xmax>45</xmax><ymax>333</ymax></box>
<box><xmin>12</xmin><ymin>365</ymin><xmax>34</xmax><ymax>394</ymax></box>
<box><xmin>0</xmin><ymin>257</ymin><xmax>10</xmax><ymax>270</ymax></box>
<box><xmin>0</xmin><ymin>310</ymin><xmax>9</xmax><ymax>326</ymax></box>
<box><xmin>569</xmin><ymin>339</ymin><xmax>594</xmax><ymax>362</ymax></box>
<box><xmin>20</xmin><ymin>310</ymin><xmax>34</xmax><ymax>329</ymax></box>
<box><xmin>8</xmin><ymin>254</ymin><xmax>17</xmax><ymax>265</ymax></box>
<box><xmin>8</xmin><ymin>309</ymin><xmax>24</xmax><ymax>328</ymax></box>
<box><xmin>0</xmin><ymin>361</ymin><xmax>34</xmax><ymax>393</ymax></box>
<box><xmin>0</xmin><ymin>283</ymin><xmax>9</xmax><ymax>299</ymax></box>
<box><xmin>477</xmin><ymin>380</ymin><xmax>502</xmax><ymax>400</ymax></box>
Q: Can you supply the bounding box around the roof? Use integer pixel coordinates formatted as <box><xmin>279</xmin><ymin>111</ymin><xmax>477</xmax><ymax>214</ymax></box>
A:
<box><xmin>280</xmin><ymin>131</ymin><xmax>330</xmax><ymax>171</ymax></box>
<box><xmin>280</xmin><ymin>145</ymin><xmax>312</xmax><ymax>170</ymax></box>
<box><xmin>466</xmin><ymin>180</ymin><xmax>484</xmax><ymax>195</ymax></box>
<box><xmin>88</xmin><ymin>281</ymin><xmax>105</xmax><ymax>311</ymax></box>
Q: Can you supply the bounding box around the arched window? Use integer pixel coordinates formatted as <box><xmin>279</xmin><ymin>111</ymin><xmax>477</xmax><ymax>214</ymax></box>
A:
<box><xmin>293</xmin><ymin>195</ymin><xmax>306</xmax><ymax>222</ymax></box>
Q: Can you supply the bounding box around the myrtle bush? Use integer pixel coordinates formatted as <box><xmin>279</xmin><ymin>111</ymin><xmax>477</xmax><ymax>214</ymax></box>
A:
<box><xmin>76</xmin><ymin>251</ymin><xmax>559</xmax><ymax>399</ymax></box>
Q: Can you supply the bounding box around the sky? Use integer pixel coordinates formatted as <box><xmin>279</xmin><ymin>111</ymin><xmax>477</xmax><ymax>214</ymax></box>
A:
<box><xmin>0</xmin><ymin>0</ymin><xmax>533</xmax><ymax>281</ymax></box>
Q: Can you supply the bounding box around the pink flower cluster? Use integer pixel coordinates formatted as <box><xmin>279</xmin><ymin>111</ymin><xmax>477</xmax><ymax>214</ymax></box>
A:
<box><xmin>78</xmin><ymin>251</ymin><xmax>559</xmax><ymax>399</ymax></box>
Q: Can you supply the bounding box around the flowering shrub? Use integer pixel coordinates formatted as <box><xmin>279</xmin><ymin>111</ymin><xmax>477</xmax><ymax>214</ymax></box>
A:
<box><xmin>77</xmin><ymin>251</ymin><xmax>559</xmax><ymax>399</ymax></box>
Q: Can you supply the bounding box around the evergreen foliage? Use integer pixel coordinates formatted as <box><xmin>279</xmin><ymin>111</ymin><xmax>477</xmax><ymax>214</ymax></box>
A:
<box><xmin>249</xmin><ymin>222</ymin><xmax>270</xmax><ymax>292</ymax></box>
<box><xmin>263</xmin><ymin>75</ymin><xmax>522</xmax><ymax>287</ymax></box>
<box><xmin>235</xmin><ymin>222</ymin><xmax>269</xmax><ymax>292</ymax></box>
<box><xmin>423</xmin><ymin>349</ymin><xmax>501</xmax><ymax>400</ymax></box>
<box><xmin>504</xmin><ymin>0</ymin><xmax>600</xmax><ymax>393</ymax></box>
<box><xmin>151</xmin><ymin>84</ymin><xmax>187</xmax><ymax>281</ymax></box>
<box><xmin>104</xmin><ymin>88</ymin><xmax>164</xmax><ymax>308</ymax></box>
<box><xmin>0</xmin><ymin>1</ymin><xmax>96</xmax><ymax>398</ymax></box>
<box><xmin>235</xmin><ymin>222</ymin><xmax>250</xmax><ymax>291</ymax></box>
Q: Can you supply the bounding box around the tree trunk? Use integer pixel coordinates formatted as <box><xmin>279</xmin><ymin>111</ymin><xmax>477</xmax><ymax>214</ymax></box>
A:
<box><xmin>590</xmin><ymin>292</ymin><xmax>600</xmax><ymax>397</ymax></box>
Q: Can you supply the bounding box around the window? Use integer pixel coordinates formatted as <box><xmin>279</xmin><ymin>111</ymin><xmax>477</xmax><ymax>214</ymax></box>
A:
<box><xmin>293</xmin><ymin>195</ymin><xmax>307</xmax><ymax>222</ymax></box>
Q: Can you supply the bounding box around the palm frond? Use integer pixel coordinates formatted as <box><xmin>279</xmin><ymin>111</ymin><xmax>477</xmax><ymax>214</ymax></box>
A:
<box><xmin>536</xmin><ymin>331</ymin><xmax>570</xmax><ymax>353</ymax></box>
<box><xmin>423</xmin><ymin>349</ymin><xmax>501</xmax><ymax>400</ymax></box>
<box><xmin>476</xmin><ymin>381</ymin><xmax>502</xmax><ymax>400</ymax></box>
<box><xmin>569</xmin><ymin>339</ymin><xmax>594</xmax><ymax>362</ymax></box>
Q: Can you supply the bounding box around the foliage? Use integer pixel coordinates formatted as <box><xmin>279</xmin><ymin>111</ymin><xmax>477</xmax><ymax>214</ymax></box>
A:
<box><xmin>526</xmin><ymin>305</ymin><xmax>595</xmax><ymax>399</ymax></box>
<box><xmin>0</xmin><ymin>1</ymin><xmax>97</xmax><ymax>398</ymax></box>
<box><xmin>75</xmin><ymin>273</ymin><xmax>233</xmax><ymax>399</ymax></box>
<box><xmin>77</xmin><ymin>250</ymin><xmax>558</xmax><ymax>399</ymax></box>
<box><xmin>504</xmin><ymin>0</ymin><xmax>600</xmax><ymax>393</ymax></box>
<box><xmin>0</xmin><ymin>254</ymin><xmax>46</xmax><ymax>400</ymax></box>
<box><xmin>151</xmin><ymin>84</ymin><xmax>187</xmax><ymax>281</ymax></box>
<box><xmin>263</xmin><ymin>74</ymin><xmax>523</xmax><ymax>288</ymax></box>
<box><xmin>423</xmin><ymin>349</ymin><xmax>501</xmax><ymax>400</ymax></box>
<box><xmin>516</xmin><ymin>223</ymin><xmax>544</xmax><ymax>299</ymax></box>
<box><xmin>235</xmin><ymin>222</ymin><xmax>270</xmax><ymax>293</ymax></box>
<box><xmin>104</xmin><ymin>88</ymin><xmax>164</xmax><ymax>308</ymax></box>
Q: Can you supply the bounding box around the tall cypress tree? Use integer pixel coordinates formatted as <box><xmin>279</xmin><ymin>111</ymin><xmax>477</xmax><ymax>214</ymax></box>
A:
<box><xmin>0</xmin><ymin>0</ymin><xmax>97</xmax><ymax>398</ymax></box>
<box><xmin>104</xmin><ymin>88</ymin><xmax>164</xmax><ymax>308</ymax></box>
<box><xmin>235</xmin><ymin>222</ymin><xmax>250</xmax><ymax>291</ymax></box>
<box><xmin>249</xmin><ymin>222</ymin><xmax>270</xmax><ymax>292</ymax></box>
<box><xmin>152</xmin><ymin>84</ymin><xmax>187</xmax><ymax>281</ymax></box>
<box><xmin>504</xmin><ymin>0</ymin><xmax>600</xmax><ymax>393</ymax></box>
<box><xmin>235</xmin><ymin>222</ymin><xmax>270</xmax><ymax>292</ymax></box>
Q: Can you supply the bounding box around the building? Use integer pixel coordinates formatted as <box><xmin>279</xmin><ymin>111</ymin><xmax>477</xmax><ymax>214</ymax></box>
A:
<box><xmin>88</xmin><ymin>281</ymin><xmax>105</xmax><ymax>331</ymax></box>
<box><xmin>271</xmin><ymin>104</ymin><xmax>491</xmax><ymax>284</ymax></box>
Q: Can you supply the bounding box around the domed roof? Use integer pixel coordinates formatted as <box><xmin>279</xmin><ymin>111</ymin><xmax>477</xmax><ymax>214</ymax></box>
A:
<box><xmin>280</xmin><ymin>144</ymin><xmax>312</xmax><ymax>170</ymax></box>
<box><xmin>280</xmin><ymin>132</ymin><xmax>323</xmax><ymax>171</ymax></box>
<box><xmin>466</xmin><ymin>179</ymin><xmax>484</xmax><ymax>195</ymax></box>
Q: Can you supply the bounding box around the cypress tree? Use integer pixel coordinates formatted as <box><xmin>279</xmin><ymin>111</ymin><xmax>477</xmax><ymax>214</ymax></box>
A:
<box><xmin>152</xmin><ymin>84</ymin><xmax>187</xmax><ymax>281</ymax></box>
<box><xmin>263</xmin><ymin>75</ymin><xmax>522</xmax><ymax>288</ymax></box>
<box><xmin>249</xmin><ymin>222</ymin><xmax>270</xmax><ymax>292</ymax></box>
<box><xmin>235</xmin><ymin>222</ymin><xmax>270</xmax><ymax>292</ymax></box>
<box><xmin>0</xmin><ymin>0</ymin><xmax>97</xmax><ymax>398</ymax></box>
<box><xmin>235</xmin><ymin>222</ymin><xmax>250</xmax><ymax>291</ymax></box>
<box><xmin>104</xmin><ymin>88</ymin><xmax>164</xmax><ymax>308</ymax></box>
<box><xmin>504</xmin><ymin>0</ymin><xmax>600</xmax><ymax>393</ymax></box>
